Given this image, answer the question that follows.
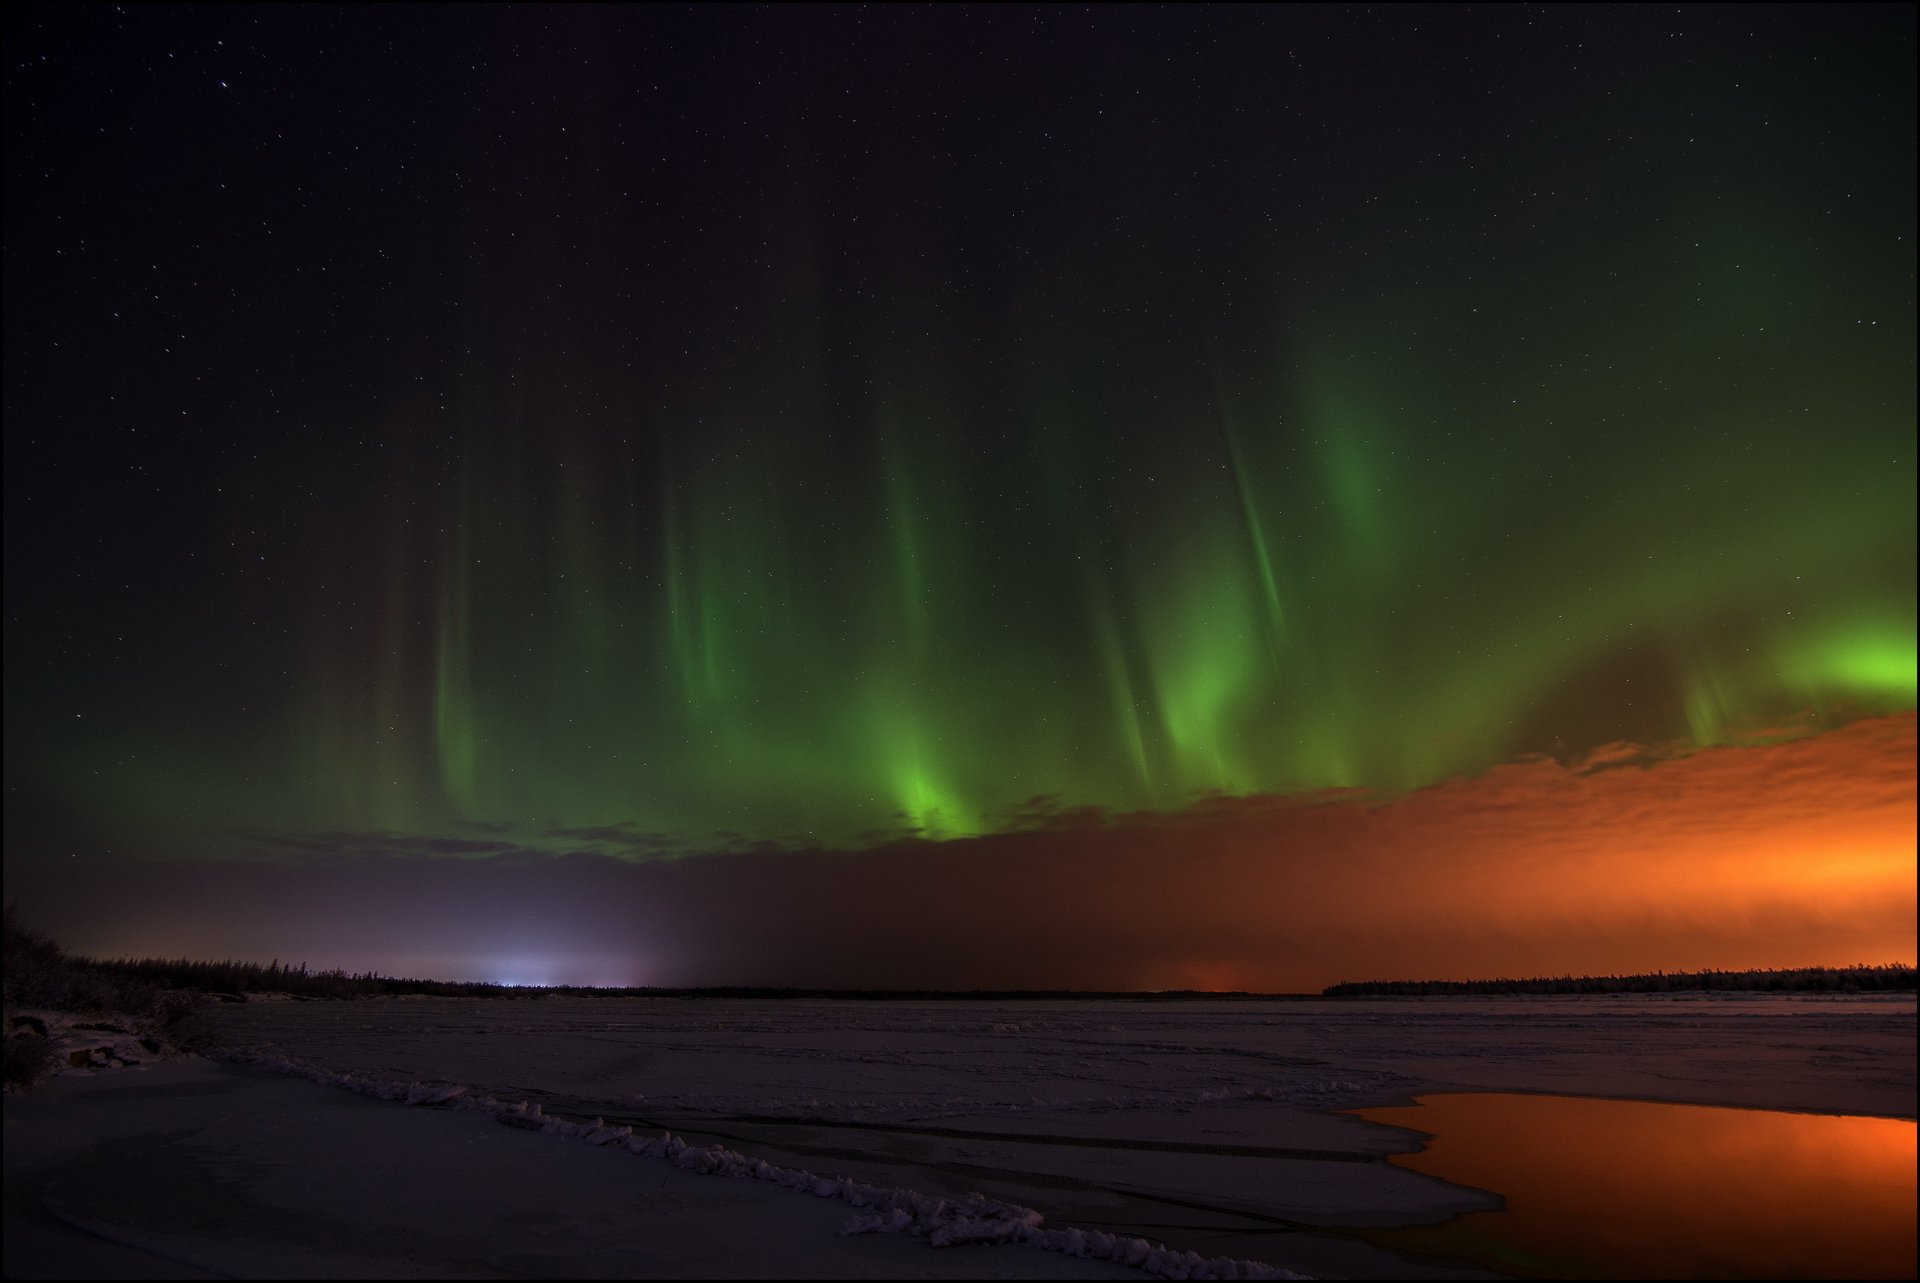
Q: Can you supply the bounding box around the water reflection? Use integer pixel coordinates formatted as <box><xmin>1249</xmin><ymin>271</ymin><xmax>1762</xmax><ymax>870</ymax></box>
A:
<box><xmin>1351</xmin><ymin>1093</ymin><xmax>1916</xmax><ymax>1279</ymax></box>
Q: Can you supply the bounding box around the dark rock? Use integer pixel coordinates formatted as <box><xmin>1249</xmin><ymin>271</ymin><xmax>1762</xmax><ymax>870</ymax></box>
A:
<box><xmin>10</xmin><ymin>1015</ymin><xmax>48</xmax><ymax>1037</ymax></box>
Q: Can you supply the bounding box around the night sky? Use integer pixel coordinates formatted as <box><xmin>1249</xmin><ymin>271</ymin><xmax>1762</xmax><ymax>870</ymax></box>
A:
<box><xmin>5</xmin><ymin>5</ymin><xmax>1914</xmax><ymax>989</ymax></box>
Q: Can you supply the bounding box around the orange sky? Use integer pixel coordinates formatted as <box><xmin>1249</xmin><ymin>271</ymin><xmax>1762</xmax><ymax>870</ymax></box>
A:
<box><xmin>21</xmin><ymin>713</ymin><xmax>1916</xmax><ymax>991</ymax></box>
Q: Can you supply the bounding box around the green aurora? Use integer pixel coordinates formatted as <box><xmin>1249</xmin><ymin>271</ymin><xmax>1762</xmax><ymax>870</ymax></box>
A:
<box><xmin>4</xmin><ymin>5</ymin><xmax>1913</xmax><ymax>860</ymax></box>
<box><xmin>291</xmin><ymin>320</ymin><xmax>1916</xmax><ymax>848</ymax></box>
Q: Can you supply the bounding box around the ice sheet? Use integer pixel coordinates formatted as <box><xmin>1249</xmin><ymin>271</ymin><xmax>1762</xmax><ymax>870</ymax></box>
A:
<box><xmin>178</xmin><ymin>992</ymin><xmax>1914</xmax><ymax>1276</ymax></box>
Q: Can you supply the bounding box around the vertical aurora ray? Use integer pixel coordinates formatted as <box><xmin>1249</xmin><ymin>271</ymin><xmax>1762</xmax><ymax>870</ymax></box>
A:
<box><xmin>879</xmin><ymin>431</ymin><xmax>931</xmax><ymax>654</ymax></box>
<box><xmin>1086</xmin><ymin>586</ymin><xmax>1159</xmax><ymax>801</ymax></box>
<box><xmin>433</xmin><ymin>511</ymin><xmax>478</xmax><ymax>817</ymax></box>
<box><xmin>257</xmin><ymin>287</ymin><xmax>1915</xmax><ymax>850</ymax></box>
<box><xmin>1213</xmin><ymin>391</ymin><xmax>1288</xmax><ymax>664</ymax></box>
<box><xmin>659</xmin><ymin>474</ymin><xmax>704</xmax><ymax>714</ymax></box>
<box><xmin>10</xmin><ymin>5</ymin><xmax>1906</xmax><ymax>863</ymax></box>
<box><xmin>861</xmin><ymin>365</ymin><xmax>991</xmax><ymax>836</ymax></box>
<box><xmin>1136</xmin><ymin>513</ymin><xmax>1267</xmax><ymax>795</ymax></box>
<box><xmin>1309</xmin><ymin>394</ymin><xmax>1397</xmax><ymax>587</ymax></box>
<box><xmin>432</xmin><ymin>432</ymin><xmax>484</xmax><ymax>819</ymax></box>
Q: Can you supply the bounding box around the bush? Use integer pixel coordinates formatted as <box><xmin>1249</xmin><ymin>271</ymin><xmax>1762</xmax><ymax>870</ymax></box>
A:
<box><xmin>3</xmin><ymin>1032</ymin><xmax>57</xmax><ymax>1091</ymax></box>
<box><xmin>3</xmin><ymin>903</ymin><xmax>73</xmax><ymax>1008</ymax></box>
<box><xmin>139</xmin><ymin>990</ymin><xmax>214</xmax><ymax>1053</ymax></box>
<box><xmin>3</xmin><ymin>906</ymin><xmax>219</xmax><ymax>1084</ymax></box>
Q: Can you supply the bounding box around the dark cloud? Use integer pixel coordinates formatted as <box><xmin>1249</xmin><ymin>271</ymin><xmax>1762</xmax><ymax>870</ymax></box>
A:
<box><xmin>543</xmin><ymin>823</ymin><xmax>682</xmax><ymax>854</ymax></box>
<box><xmin>239</xmin><ymin>831</ymin><xmax>536</xmax><ymax>860</ymax></box>
<box><xmin>15</xmin><ymin>716</ymin><xmax>1913</xmax><ymax>991</ymax></box>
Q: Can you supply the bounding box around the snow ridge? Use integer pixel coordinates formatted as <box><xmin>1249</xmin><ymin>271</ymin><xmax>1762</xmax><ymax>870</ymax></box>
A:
<box><xmin>213</xmin><ymin>1049</ymin><xmax>1310</xmax><ymax>1280</ymax></box>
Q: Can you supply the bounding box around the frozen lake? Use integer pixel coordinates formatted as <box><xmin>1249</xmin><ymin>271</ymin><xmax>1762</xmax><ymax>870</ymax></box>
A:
<box><xmin>191</xmin><ymin>992</ymin><xmax>1915</xmax><ymax>1278</ymax></box>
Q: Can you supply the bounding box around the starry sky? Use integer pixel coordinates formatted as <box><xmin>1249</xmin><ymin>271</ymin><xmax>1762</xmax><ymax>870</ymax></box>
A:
<box><xmin>5</xmin><ymin>5</ymin><xmax>1914</xmax><ymax>988</ymax></box>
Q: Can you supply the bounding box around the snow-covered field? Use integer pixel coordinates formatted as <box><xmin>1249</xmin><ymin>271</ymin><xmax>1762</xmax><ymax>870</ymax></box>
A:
<box><xmin>7</xmin><ymin>994</ymin><xmax>1914</xmax><ymax>1278</ymax></box>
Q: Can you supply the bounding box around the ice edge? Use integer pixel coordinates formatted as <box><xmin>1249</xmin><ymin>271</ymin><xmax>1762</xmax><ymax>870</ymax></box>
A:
<box><xmin>210</xmin><ymin>1049</ymin><xmax>1312</xmax><ymax>1280</ymax></box>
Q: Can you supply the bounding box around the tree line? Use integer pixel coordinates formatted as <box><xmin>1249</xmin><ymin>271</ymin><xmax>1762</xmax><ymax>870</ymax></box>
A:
<box><xmin>1321</xmin><ymin>963</ymin><xmax>1916</xmax><ymax>996</ymax></box>
<box><xmin>89</xmin><ymin>956</ymin><xmax>521</xmax><ymax>1000</ymax></box>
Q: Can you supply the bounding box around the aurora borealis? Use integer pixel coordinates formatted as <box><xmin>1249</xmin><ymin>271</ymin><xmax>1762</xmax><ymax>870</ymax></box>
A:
<box><xmin>5</xmin><ymin>4</ymin><xmax>1914</xmax><ymax>988</ymax></box>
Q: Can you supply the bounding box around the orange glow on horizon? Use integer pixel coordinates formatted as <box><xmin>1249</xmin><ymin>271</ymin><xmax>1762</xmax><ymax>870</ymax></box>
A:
<box><xmin>34</xmin><ymin>713</ymin><xmax>1918</xmax><ymax>993</ymax></box>
<box><xmin>1173</xmin><ymin>710</ymin><xmax>1920</xmax><ymax>987</ymax></box>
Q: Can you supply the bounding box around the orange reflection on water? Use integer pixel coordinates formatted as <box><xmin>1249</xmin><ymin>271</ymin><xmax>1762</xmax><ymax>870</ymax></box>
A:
<box><xmin>1352</xmin><ymin>1093</ymin><xmax>1917</xmax><ymax>1279</ymax></box>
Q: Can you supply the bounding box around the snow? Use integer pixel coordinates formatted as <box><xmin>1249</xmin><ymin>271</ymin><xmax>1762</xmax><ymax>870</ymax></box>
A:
<box><xmin>5</xmin><ymin>1060</ymin><xmax>1153</xmax><ymax>1280</ymax></box>
<box><xmin>5</xmin><ymin>1007</ymin><xmax>188</xmax><ymax>1079</ymax></box>
<box><xmin>5</xmin><ymin>993</ymin><xmax>1912</xmax><ymax>1278</ymax></box>
<box><xmin>138</xmin><ymin>1047</ymin><xmax>1308</xmax><ymax>1279</ymax></box>
<box><xmin>191</xmin><ymin>992</ymin><xmax>1918</xmax><ymax>1121</ymax></box>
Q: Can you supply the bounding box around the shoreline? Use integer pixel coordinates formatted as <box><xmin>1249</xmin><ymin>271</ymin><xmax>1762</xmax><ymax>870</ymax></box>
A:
<box><xmin>8</xmin><ymin>993</ymin><xmax>1912</xmax><ymax>1279</ymax></box>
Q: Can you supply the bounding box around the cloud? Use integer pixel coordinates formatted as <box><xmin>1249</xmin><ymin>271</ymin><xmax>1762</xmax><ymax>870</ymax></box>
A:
<box><xmin>238</xmin><ymin>830</ymin><xmax>536</xmax><ymax>860</ymax></box>
<box><xmin>543</xmin><ymin>823</ymin><xmax>685</xmax><ymax>856</ymax></box>
<box><xmin>14</xmin><ymin>715</ymin><xmax>1913</xmax><ymax>992</ymax></box>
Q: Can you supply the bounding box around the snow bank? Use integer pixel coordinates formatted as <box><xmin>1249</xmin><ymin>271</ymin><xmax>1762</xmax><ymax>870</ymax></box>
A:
<box><xmin>214</xmin><ymin>1048</ymin><xmax>1308</xmax><ymax>1280</ymax></box>
<box><xmin>5</xmin><ymin>1008</ymin><xmax>185</xmax><ymax>1090</ymax></box>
